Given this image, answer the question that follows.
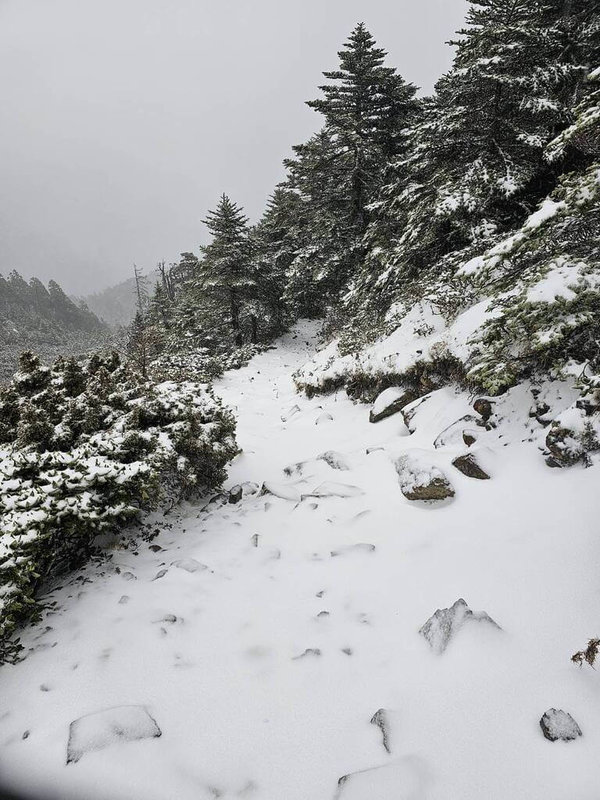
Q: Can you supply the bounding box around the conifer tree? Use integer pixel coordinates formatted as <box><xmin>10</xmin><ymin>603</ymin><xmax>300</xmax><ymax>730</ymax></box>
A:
<box><xmin>198</xmin><ymin>194</ymin><xmax>254</xmax><ymax>347</ymax></box>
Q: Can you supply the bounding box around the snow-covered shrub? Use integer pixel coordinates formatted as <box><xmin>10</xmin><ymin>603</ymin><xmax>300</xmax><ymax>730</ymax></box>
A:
<box><xmin>0</xmin><ymin>351</ymin><xmax>237</xmax><ymax>662</ymax></box>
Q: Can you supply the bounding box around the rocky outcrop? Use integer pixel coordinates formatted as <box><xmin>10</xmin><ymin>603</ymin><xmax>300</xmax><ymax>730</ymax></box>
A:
<box><xmin>539</xmin><ymin>709</ymin><xmax>582</xmax><ymax>742</ymax></box>
<box><xmin>395</xmin><ymin>452</ymin><xmax>455</xmax><ymax>502</ymax></box>
<box><xmin>260</xmin><ymin>481</ymin><xmax>302</xmax><ymax>501</ymax></box>
<box><xmin>67</xmin><ymin>705</ymin><xmax>161</xmax><ymax>764</ymax></box>
<box><xmin>419</xmin><ymin>598</ymin><xmax>500</xmax><ymax>654</ymax></box>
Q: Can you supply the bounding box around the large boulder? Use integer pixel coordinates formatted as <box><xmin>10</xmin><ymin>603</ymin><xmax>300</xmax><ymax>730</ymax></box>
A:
<box><xmin>539</xmin><ymin>709</ymin><xmax>582</xmax><ymax>742</ymax></box>
<box><xmin>369</xmin><ymin>387</ymin><xmax>410</xmax><ymax>423</ymax></box>
<box><xmin>67</xmin><ymin>705</ymin><xmax>161</xmax><ymax>764</ymax></box>
<box><xmin>419</xmin><ymin>598</ymin><xmax>500</xmax><ymax>654</ymax></box>
<box><xmin>401</xmin><ymin>394</ymin><xmax>431</xmax><ymax>432</ymax></box>
<box><xmin>395</xmin><ymin>451</ymin><xmax>455</xmax><ymax>502</ymax></box>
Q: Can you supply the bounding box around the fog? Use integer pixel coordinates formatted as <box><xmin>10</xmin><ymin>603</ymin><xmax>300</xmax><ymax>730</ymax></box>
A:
<box><xmin>0</xmin><ymin>0</ymin><xmax>467</xmax><ymax>295</ymax></box>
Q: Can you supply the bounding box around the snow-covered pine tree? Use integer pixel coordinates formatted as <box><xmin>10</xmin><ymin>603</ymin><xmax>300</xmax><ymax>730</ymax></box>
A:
<box><xmin>355</xmin><ymin>0</ymin><xmax>594</xmax><ymax>327</ymax></box>
<box><xmin>197</xmin><ymin>194</ymin><xmax>254</xmax><ymax>348</ymax></box>
<box><xmin>283</xmin><ymin>24</ymin><xmax>418</xmax><ymax>310</ymax></box>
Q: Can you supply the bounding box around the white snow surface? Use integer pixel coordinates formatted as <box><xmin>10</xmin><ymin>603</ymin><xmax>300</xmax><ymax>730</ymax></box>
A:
<box><xmin>1</xmin><ymin>320</ymin><xmax>599</xmax><ymax>800</ymax></box>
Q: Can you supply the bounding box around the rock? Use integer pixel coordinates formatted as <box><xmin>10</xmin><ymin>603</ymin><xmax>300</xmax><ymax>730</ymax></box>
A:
<box><xmin>419</xmin><ymin>598</ymin><xmax>500</xmax><ymax>654</ymax></box>
<box><xmin>452</xmin><ymin>453</ymin><xmax>490</xmax><ymax>480</ymax></box>
<box><xmin>118</xmin><ymin>595</ymin><xmax>129</xmax><ymax>605</ymax></box>
<box><xmin>315</xmin><ymin>412</ymin><xmax>334</xmax><ymax>425</ymax></box>
<box><xmin>292</xmin><ymin>648</ymin><xmax>321</xmax><ymax>660</ymax></box>
<box><xmin>152</xmin><ymin>569</ymin><xmax>168</xmax><ymax>581</ymax></box>
<box><xmin>172</xmin><ymin>558</ymin><xmax>208</xmax><ymax>574</ymax></box>
<box><xmin>473</xmin><ymin>398</ymin><xmax>493</xmax><ymax>422</ymax></box>
<box><xmin>331</xmin><ymin>543</ymin><xmax>376</xmax><ymax>557</ymax></box>
<box><xmin>433</xmin><ymin>415</ymin><xmax>478</xmax><ymax>449</ymax></box>
<box><xmin>395</xmin><ymin>452</ymin><xmax>455</xmax><ymax>502</ymax></box>
<box><xmin>369</xmin><ymin>387</ymin><xmax>410</xmax><ymax>423</ymax></box>
<box><xmin>228</xmin><ymin>485</ymin><xmax>243</xmax><ymax>504</ymax></box>
<box><xmin>462</xmin><ymin>430</ymin><xmax>478</xmax><ymax>447</ymax></box>
<box><xmin>318</xmin><ymin>451</ymin><xmax>350</xmax><ymax>471</ymax></box>
<box><xmin>401</xmin><ymin>395</ymin><xmax>430</xmax><ymax>432</ymax></box>
<box><xmin>281</xmin><ymin>405</ymin><xmax>301</xmax><ymax>422</ymax></box>
<box><xmin>304</xmin><ymin>482</ymin><xmax>364</xmax><ymax>499</ymax></box>
<box><xmin>260</xmin><ymin>481</ymin><xmax>302</xmax><ymax>502</ymax></box>
<box><xmin>241</xmin><ymin>481</ymin><xmax>260</xmax><ymax>496</ymax></box>
<box><xmin>539</xmin><ymin>709</ymin><xmax>582</xmax><ymax>742</ymax></box>
<box><xmin>370</xmin><ymin>708</ymin><xmax>391</xmax><ymax>753</ymax></box>
<box><xmin>251</xmin><ymin>533</ymin><xmax>259</xmax><ymax>548</ymax></box>
<box><xmin>148</xmin><ymin>544</ymin><xmax>163</xmax><ymax>553</ymax></box>
<box><xmin>335</xmin><ymin>758</ymin><xmax>428</xmax><ymax>799</ymax></box>
<box><xmin>67</xmin><ymin>705</ymin><xmax>161</xmax><ymax>764</ymax></box>
<box><xmin>366</xmin><ymin>446</ymin><xmax>385</xmax><ymax>455</ymax></box>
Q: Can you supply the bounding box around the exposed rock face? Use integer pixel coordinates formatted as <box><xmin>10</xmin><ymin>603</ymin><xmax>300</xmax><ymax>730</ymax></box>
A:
<box><xmin>67</xmin><ymin>705</ymin><xmax>161</xmax><ymax>764</ymax></box>
<box><xmin>463</xmin><ymin>430</ymin><xmax>478</xmax><ymax>447</ymax></box>
<box><xmin>369</xmin><ymin>387</ymin><xmax>410</xmax><ymax>423</ymax></box>
<box><xmin>452</xmin><ymin>453</ymin><xmax>490</xmax><ymax>480</ymax></box>
<box><xmin>419</xmin><ymin>598</ymin><xmax>500</xmax><ymax>654</ymax></box>
<box><xmin>539</xmin><ymin>709</ymin><xmax>582</xmax><ymax>742</ymax></box>
<box><xmin>395</xmin><ymin>452</ymin><xmax>455</xmax><ymax>502</ymax></box>
<box><xmin>473</xmin><ymin>398</ymin><xmax>493</xmax><ymax>422</ymax></box>
<box><xmin>228</xmin><ymin>484</ymin><xmax>243</xmax><ymax>504</ymax></box>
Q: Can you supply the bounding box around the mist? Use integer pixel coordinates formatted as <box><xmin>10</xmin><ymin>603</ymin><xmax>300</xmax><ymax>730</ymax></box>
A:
<box><xmin>0</xmin><ymin>0</ymin><xmax>467</xmax><ymax>295</ymax></box>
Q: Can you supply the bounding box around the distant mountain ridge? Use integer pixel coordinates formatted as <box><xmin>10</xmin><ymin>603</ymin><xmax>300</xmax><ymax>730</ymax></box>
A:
<box><xmin>78</xmin><ymin>268</ymin><xmax>160</xmax><ymax>328</ymax></box>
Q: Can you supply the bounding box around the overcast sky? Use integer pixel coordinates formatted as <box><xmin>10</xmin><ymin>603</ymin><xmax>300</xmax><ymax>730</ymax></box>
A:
<box><xmin>0</xmin><ymin>0</ymin><xmax>467</xmax><ymax>295</ymax></box>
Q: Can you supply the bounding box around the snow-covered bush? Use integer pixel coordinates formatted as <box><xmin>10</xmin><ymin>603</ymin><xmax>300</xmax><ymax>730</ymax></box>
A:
<box><xmin>0</xmin><ymin>351</ymin><xmax>237</xmax><ymax>662</ymax></box>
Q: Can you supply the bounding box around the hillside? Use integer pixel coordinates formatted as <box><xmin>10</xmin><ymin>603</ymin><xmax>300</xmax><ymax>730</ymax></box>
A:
<box><xmin>79</xmin><ymin>269</ymin><xmax>160</xmax><ymax>328</ymax></box>
<box><xmin>0</xmin><ymin>321</ymin><xmax>598</xmax><ymax>800</ymax></box>
<box><xmin>0</xmin><ymin>270</ymin><xmax>110</xmax><ymax>382</ymax></box>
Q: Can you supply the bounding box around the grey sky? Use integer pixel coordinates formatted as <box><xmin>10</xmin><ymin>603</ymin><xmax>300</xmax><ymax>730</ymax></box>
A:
<box><xmin>0</xmin><ymin>0</ymin><xmax>467</xmax><ymax>295</ymax></box>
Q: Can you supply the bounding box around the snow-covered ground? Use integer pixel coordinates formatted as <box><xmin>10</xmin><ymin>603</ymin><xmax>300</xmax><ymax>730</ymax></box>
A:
<box><xmin>1</xmin><ymin>320</ymin><xmax>599</xmax><ymax>800</ymax></box>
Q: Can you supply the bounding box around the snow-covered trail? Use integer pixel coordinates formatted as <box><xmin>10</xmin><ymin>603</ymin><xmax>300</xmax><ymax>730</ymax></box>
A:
<box><xmin>1</xmin><ymin>321</ymin><xmax>599</xmax><ymax>800</ymax></box>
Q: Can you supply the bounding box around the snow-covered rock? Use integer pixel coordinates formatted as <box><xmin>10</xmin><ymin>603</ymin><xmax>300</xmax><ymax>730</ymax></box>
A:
<box><xmin>315</xmin><ymin>411</ymin><xmax>334</xmax><ymax>425</ymax></box>
<box><xmin>419</xmin><ymin>598</ymin><xmax>500</xmax><ymax>654</ymax></box>
<box><xmin>335</xmin><ymin>757</ymin><xmax>429</xmax><ymax>799</ymax></box>
<box><xmin>228</xmin><ymin>484</ymin><xmax>243</xmax><ymax>503</ymax></box>
<box><xmin>305</xmin><ymin>482</ymin><xmax>364</xmax><ymax>499</ymax></box>
<box><xmin>369</xmin><ymin>387</ymin><xmax>409</xmax><ymax>423</ymax></box>
<box><xmin>370</xmin><ymin>708</ymin><xmax>391</xmax><ymax>753</ymax></box>
<box><xmin>395</xmin><ymin>451</ymin><xmax>455</xmax><ymax>502</ymax></box>
<box><xmin>260</xmin><ymin>481</ymin><xmax>302</xmax><ymax>501</ymax></box>
<box><xmin>433</xmin><ymin>415</ymin><xmax>478</xmax><ymax>449</ymax></box>
<box><xmin>539</xmin><ymin>709</ymin><xmax>582</xmax><ymax>742</ymax></box>
<box><xmin>66</xmin><ymin>705</ymin><xmax>161</xmax><ymax>764</ymax></box>
<box><xmin>172</xmin><ymin>558</ymin><xmax>208</xmax><ymax>573</ymax></box>
<box><xmin>318</xmin><ymin>450</ymin><xmax>351</xmax><ymax>470</ymax></box>
<box><xmin>331</xmin><ymin>543</ymin><xmax>376</xmax><ymax>557</ymax></box>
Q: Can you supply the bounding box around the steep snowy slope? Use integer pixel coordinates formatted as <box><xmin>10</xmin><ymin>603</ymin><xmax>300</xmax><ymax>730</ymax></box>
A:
<box><xmin>0</xmin><ymin>321</ymin><xmax>598</xmax><ymax>800</ymax></box>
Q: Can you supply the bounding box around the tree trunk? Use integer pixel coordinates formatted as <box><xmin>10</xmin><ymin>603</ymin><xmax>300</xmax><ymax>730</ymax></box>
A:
<box><xmin>230</xmin><ymin>289</ymin><xmax>243</xmax><ymax>347</ymax></box>
<box><xmin>250</xmin><ymin>314</ymin><xmax>258</xmax><ymax>344</ymax></box>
